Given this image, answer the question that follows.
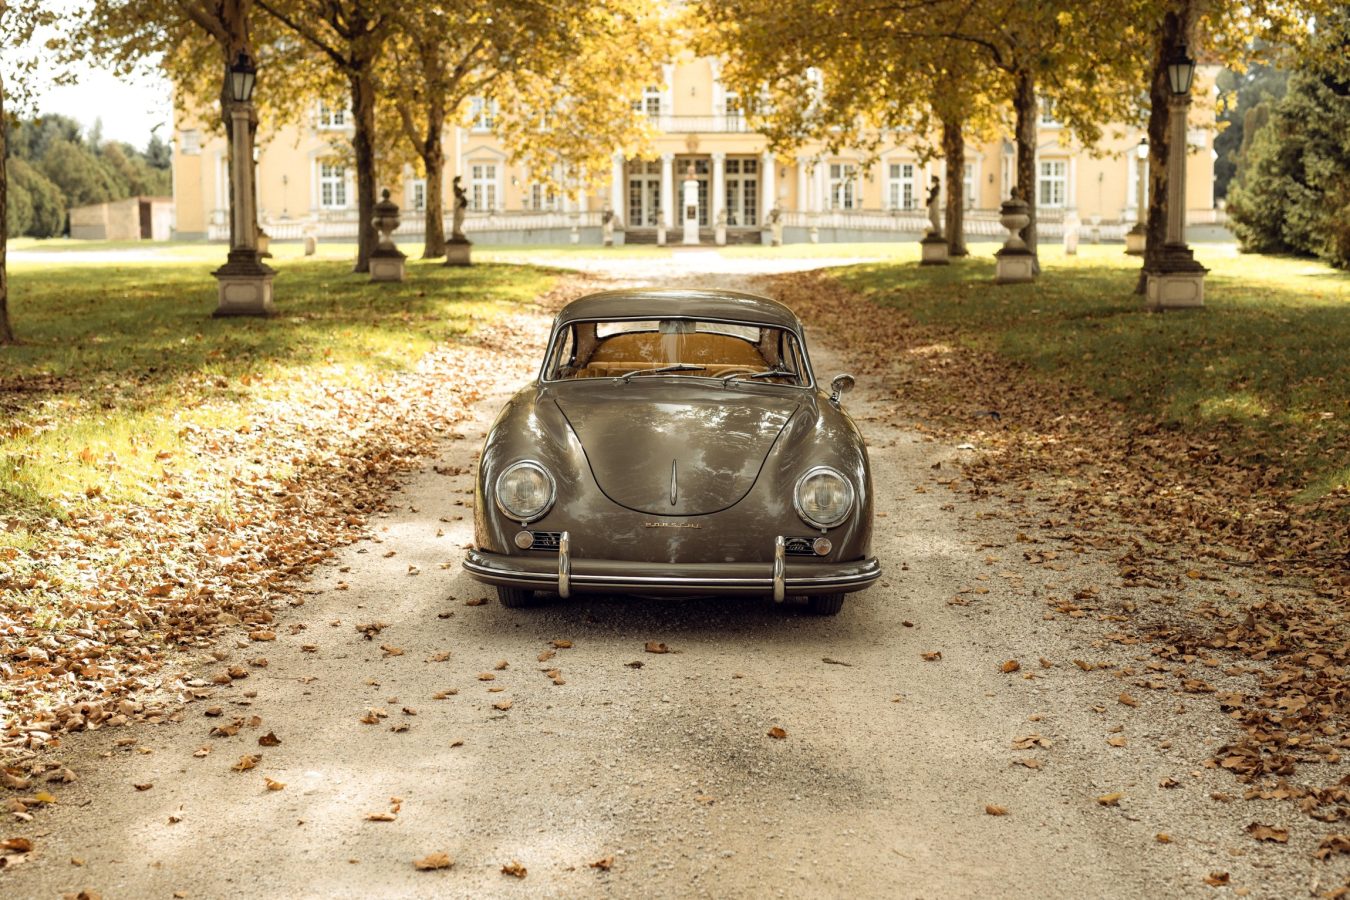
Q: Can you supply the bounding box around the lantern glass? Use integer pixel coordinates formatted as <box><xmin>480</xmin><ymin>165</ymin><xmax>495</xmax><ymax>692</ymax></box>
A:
<box><xmin>229</xmin><ymin>51</ymin><xmax>257</xmax><ymax>103</ymax></box>
<box><xmin>1136</xmin><ymin>138</ymin><xmax>1148</xmax><ymax>160</ymax></box>
<box><xmin>1166</xmin><ymin>45</ymin><xmax>1195</xmax><ymax>95</ymax></box>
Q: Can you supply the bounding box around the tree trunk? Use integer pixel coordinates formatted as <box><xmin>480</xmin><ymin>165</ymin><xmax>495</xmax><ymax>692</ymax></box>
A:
<box><xmin>1136</xmin><ymin>8</ymin><xmax>1187</xmax><ymax>294</ymax></box>
<box><xmin>1</xmin><ymin>66</ymin><xmax>13</xmax><ymax>345</ymax></box>
<box><xmin>350</xmin><ymin>70</ymin><xmax>378</xmax><ymax>273</ymax></box>
<box><xmin>942</xmin><ymin>114</ymin><xmax>967</xmax><ymax>257</ymax></box>
<box><xmin>420</xmin><ymin>99</ymin><xmax>447</xmax><ymax>259</ymax></box>
<box><xmin>1012</xmin><ymin>67</ymin><xmax>1038</xmax><ymax>270</ymax></box>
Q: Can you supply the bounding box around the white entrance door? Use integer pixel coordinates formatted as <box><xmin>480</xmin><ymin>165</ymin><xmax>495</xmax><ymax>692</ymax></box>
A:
<box><xmin>627</xmin><ymin>161</ymin><xmax>662</xmax><ymax>227</ymax></box>
<box><xmin>725</xmin><ymin>158</ymin><xmax>759</xmax><ymax>227</ymax></box>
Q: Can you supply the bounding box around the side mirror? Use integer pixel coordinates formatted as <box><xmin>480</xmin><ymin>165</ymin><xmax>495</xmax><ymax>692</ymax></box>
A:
<box><xmin>829</xmin><ymin>373</ymin><xmax>855</xmax><ymax>405</ymax></box>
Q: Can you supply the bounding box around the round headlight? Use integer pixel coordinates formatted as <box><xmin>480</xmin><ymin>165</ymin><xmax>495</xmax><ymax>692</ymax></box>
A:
<box><xmin>494</xmin><ymin>461</ymin><xmax>555</xmax><ymax>523</ymax></box>
<box><xmin>794</xmin><ymin>466</ymin><xmax>854</xmax><ymax>530</ymax></box>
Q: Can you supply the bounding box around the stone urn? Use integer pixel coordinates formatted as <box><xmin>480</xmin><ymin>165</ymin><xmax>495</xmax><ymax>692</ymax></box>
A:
<box><xmin>369</xmin><ymin>188</ymin><xmax>406</xmax><ymax>283</ymax></box>
<box><xmin>998</xmin><ymin>198</ymin><xmax>1031</xmax><ymax>251</ymax></box>
<box><xmin>994</xmin><ymin>197</ymin><xmax>1035</xmax><ymax>284</ymax></box>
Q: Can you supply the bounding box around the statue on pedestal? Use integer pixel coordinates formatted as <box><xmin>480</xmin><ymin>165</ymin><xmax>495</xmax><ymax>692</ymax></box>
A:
<box><xmin>451</xmin><ymin>176</ymin><xmax>468</xmax><ymax>241</ymax></box>
<box><xmin>926</xmin><ymin>176</ymin><xmax>942</xmax><ymax>236</ymax></box>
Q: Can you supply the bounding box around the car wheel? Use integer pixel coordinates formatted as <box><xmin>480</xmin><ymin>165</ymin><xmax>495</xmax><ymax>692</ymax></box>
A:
<box><xmin>496</xmin><ymin>586</ymin><xmax>537</xmax><ymax>608</ymax></box>
<box><xmin>806</xmin><ymin>593</ymin><xmax>845</xmax><ymax>616</ymax></box>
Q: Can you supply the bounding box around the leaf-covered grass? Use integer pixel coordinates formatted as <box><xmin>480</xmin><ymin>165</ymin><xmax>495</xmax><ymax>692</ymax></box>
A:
<box><xmin>0</xmin><ymin>252</ymin><xmax>556</xmax><ymax>522</ymax></box>
<box><xmin>834</xmin><ymin>243</ymin><xmax>1350</xmax><ymax>503</ymax></box>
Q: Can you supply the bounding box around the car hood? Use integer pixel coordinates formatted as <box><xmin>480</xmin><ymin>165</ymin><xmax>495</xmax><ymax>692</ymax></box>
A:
<box><xmin>553</xmin><ymin>382</ymin><xmax>801</xmax><ymax>516</ymax></box>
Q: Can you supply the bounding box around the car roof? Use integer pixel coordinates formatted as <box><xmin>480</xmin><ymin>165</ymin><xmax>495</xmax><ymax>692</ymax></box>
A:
<box><xmin>554</xmin><ymin>289</ymin><xmax>804</xmax><ymax>332</ymax></box>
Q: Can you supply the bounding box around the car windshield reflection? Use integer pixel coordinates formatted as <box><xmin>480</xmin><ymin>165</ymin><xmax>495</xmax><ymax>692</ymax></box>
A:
<box><xmin>544</xmin><ymin>318</ymin><xmax>810</xmax><ymax>386</ymax></box>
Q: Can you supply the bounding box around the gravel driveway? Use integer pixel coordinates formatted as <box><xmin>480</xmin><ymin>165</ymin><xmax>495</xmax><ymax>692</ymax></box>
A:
<box><xmin>4</xmin><ymin>251</ymin><xmax>1340</xmax><ymax>899</ymax></box>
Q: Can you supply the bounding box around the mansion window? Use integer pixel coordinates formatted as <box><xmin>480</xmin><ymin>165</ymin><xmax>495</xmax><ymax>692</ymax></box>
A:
<box><xmin>470</xmin><ymin>97</ymin><xmax>498</xmax><ymax>131</ymax></box>
<box><xmin>318</xmin><ymin>102</ymin><xmax>347</xmax><ymax>128</ymax></box>
<box><xmin>633</xmin><ymin>86</ymin><xmax>663</xmax><ymax>118</ymax></box>
<box><xmin>828</xmin><ymin>163</ymin><xmax>858</xmax><ymax>210</ymax></box>
<box><xmin>963</xmin><ymin>163</ymin><xmax>976</xmax><ymax>210</ymax></box>
<box><xmin>1040</xmin><ymin>99</ymin><xmax>1060</xmax><ymax>126</ymax></box>
<box><xmin>886</xmin><ymin>162</ymin><xmax>916</xmax><ymax>210</ymax></box>
<box><xmin>529</xmin><ymin>183</ymin><xmax>558</xmax><ymax>211</ymax></box>
<box><xmin>470</xmin><ymin>163</ymin><xmax>498</xmax><ymax>211</ymax></box>
<box><xmin>407</xmin><ymin>178</ymin><xmax>426</xmax><ymax>212</ymax></box>
<box><xmin>1038</xmin><ymin>160</ymin><xmax>1067</xmax><ymax>208</ymax></box>
<box><xmin>723</xmin><ymin>91</ymin><xmax>743</xmax><ymax>129</ymax></box>
<box><xmin>319</xmin><ymin>162</ymin><xmax>347</xmax><ymax>209</ymax></box>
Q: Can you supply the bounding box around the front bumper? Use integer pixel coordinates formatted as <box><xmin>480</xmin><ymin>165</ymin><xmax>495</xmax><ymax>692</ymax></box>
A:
<box><xmin>463</xmin><ymin>533</ymin><xmax>880</xmax><ymax>599</ymax></box>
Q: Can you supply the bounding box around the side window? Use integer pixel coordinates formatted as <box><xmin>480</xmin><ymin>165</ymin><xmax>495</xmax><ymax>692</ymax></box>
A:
<box><xmin>545</xmin><ymin>327</ymin><xmax>574</xmax><ymax>378</ymax></box>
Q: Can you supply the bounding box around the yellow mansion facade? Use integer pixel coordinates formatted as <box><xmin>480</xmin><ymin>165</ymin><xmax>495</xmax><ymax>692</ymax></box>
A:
<box><xmin>171</xmin><ymin>56</ymin><xmax>1218</xmax><ymax>244</ymax></box>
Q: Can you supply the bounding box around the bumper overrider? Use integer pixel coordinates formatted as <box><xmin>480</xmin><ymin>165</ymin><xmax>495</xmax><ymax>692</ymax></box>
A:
<box><xmin>463</xmin><ymin>533</ymin><xmax>881</xmax><ymax>601</ymax></box>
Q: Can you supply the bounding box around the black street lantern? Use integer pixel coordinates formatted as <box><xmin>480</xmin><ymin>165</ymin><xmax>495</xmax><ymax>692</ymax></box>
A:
<box><xmin>229</xmin><ymin>50</ymin><xmax>257</xmax><ymax>104</ymax></box>
<box><xmin>1166</xmin><ymin>44</ymin><xmax>1196</xmax><ymax>96</ymax></box>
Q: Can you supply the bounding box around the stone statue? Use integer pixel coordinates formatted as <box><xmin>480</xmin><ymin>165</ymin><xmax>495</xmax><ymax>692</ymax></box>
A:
<box><xmin>767</xmin><ymin>206</ymin><xmax>782</xmax><ymax>226</ymax></box>
<box><xmin>451</xmin><ymin>175</ymin><xmax>468</xmax><ymax>240</ymax></box>
<box><xmin>926</xmin><ymin>176</ymin><xmax>942</xmax><ymax>235</ymax></box>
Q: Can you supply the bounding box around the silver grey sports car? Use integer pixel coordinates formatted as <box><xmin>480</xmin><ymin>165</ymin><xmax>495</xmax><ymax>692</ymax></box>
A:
<box><xmin>462</xmin><ymin>288</ymin><xmax>879</xmax><ymax>615</ymax></box>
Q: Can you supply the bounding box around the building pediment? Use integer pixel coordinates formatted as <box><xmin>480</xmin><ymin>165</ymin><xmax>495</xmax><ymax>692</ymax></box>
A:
<box><xmin>463</xmin><ymin>144</ymin><xmax>508</xmax><ymax>161</ymax></box>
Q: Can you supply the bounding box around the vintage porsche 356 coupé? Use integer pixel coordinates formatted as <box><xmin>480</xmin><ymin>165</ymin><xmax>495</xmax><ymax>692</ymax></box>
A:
<box><xmin>462</xmin><ymin>288</ymin><xmax>879</xmax><ymax>615</ymax></box>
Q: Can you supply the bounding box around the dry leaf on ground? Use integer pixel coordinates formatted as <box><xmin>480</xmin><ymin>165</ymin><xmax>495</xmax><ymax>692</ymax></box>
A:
<box><xmin>413</xmin><ymin>852</ymin><xmax>453</xmax><ymax>871</ymax></box>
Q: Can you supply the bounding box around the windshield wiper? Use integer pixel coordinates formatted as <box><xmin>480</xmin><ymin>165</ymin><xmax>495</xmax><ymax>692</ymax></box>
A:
<box><xmin>616</xmin><ymin>363</ymin><xmax>708</xmax><ymax>383</ymax></box>
<box><xmin>723</xmin><ymin>367</ymin><xmax>799</xmax><ymax>386</ymax></box>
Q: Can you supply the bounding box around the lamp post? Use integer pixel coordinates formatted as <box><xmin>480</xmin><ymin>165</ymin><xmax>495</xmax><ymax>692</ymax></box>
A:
<box><xmin>212</xmin><ymin>49</ymin><xmax>276</xmax><ymax>317</ymax></box>
<box><xmin>1145</xmin><ymin>43</ymin><xmax>1207</xmax><ymax>309</ymax></box>
<box><xmin>1125</xmin><ymin>137</ymin><xmax>1147</xmax><ymax>255</ymax></box>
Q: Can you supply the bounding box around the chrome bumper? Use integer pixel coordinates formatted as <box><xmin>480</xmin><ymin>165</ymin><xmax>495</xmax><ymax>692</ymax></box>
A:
<box><xmin>463</xmin><ymin>534</ymin><xmax>880</xmax><ymax>598</ymax></box>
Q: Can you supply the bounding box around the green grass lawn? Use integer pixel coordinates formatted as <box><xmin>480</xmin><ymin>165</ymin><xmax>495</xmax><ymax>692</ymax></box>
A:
<box><xmin>0</xmin><ymin>254</ymin><xmax>556</xmax><ymax>526</ymax></box>
<box><xmin>834</xmin><ymin>243</ymin><xmax>1350</xmax><ymax>502</ymax></box>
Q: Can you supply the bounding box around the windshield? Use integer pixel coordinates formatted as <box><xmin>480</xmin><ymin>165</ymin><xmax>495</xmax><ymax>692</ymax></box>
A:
<box><xmin>544</xmin><ymin>318</ymin><xmax>810</xmax><ymax>386</ymax></box>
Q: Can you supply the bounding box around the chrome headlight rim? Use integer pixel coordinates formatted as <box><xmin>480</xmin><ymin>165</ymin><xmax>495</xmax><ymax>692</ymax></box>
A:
<box><xmin>793</xmin><ymin>465</ymin><xmax>855</xmax><ymax>530</ymax></box>
<box><xmin>493</xmin><ymin>460</ymin><xmax>556</xmax><ymax>525</ymax></box>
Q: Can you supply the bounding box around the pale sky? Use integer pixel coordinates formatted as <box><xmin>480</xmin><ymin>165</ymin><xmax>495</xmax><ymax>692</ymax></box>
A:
<box><xmin>12</xmin><ymin>0</ymin><xmax>173</xmax><ymax>150</ymax></box>
<box><xmin>31</xmin><ymin>64</ymin><xmax>174</xmax><ymax>149</ymax></box>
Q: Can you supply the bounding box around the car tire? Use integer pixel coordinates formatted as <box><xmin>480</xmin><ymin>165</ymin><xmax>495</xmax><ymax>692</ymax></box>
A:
<box><xmin>496</xmin><ymin>586</ymin><xmax>537</xmax><ymax>608</ymax></box>
<box><xmin>806</xmin><ymin>593</ymin><xmax>845</xmax><ymax>616</ymax></box>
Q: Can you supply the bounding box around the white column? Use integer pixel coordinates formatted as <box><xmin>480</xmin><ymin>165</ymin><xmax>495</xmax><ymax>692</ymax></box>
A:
<box><xmin>795</xmin><ymin>158</ymin><xmax>808</xmax><ymax>213</ymax></box>
<box><xmin>814</xmin><ymin>158</ymin><xmax>828</xmax><ymax>212</ymax></box>
<box><xmin>761</xmin><ymin>151</ymin><xmax>776</xmax><ymax>221</ymax></box>
<box><xmin>711</xmin><ymin>152</ymin><xmax>726</xmax><ymax>224</ymax></box>
<box><xmin>661</xmin><ymin>153</ymin><xmax>675</xmax><ymax>228</ymax></box>
<box><xmin>611</xmin><ymin>151</ymin><xmax>625</xmax><ymax>221</ymax></box>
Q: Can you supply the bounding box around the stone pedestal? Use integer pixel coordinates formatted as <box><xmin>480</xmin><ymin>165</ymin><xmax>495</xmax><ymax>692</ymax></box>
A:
<box><xmin>1145</xmin><ymin>243</ymin><xmax>1208</xmax><ymax>309</ymax></box>
<box><xmin>809</xmin><ymin>225</ymin><xmax>819</xmax><ymax>244</ymax></box>
<box><xmin>995</xmin><ymin>251</ymin><xmax>1036</xmax><ymax>284</ymax></box>
<box><xmin>303</xmin><ymin>234</ymin><xmax>318</xmax><ymax>256</ymax></box>
<box><xmin>682</xmin><ymin>176</ymin><xmax>700</xmax><ymax>245</ymax></box>
<box><xmin>444</xmin><ymin>238</ymin><xmax>472</xmax><ymax>267</ymax></box>
<box><xmin>920</xmin><ymin>233</ymin><xmax>949</xmax><ymax>266</ymax></box>
<box><xmin>370</xmin><ymin>254</ymin><xmax>405</xmax><ymax>282</ymax></box>
<box><xmin>1063</xmin><ymin>212</ymin><xmax>1080</xmax><ymax>255</ymax></box>
<box><xmin>1124</xmin><ymin>227</ymin><xmax>1145</xmax><ymax>255</ymax></box>
<box><xmin>213</xmin><ymin>251</ymin><xmax>276</xmax><ymax>317</ymax></box>
<box><xmin>657</xmin><ymin>224</ymin><xmax>667</xmax><ymax>246</ymax></box>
